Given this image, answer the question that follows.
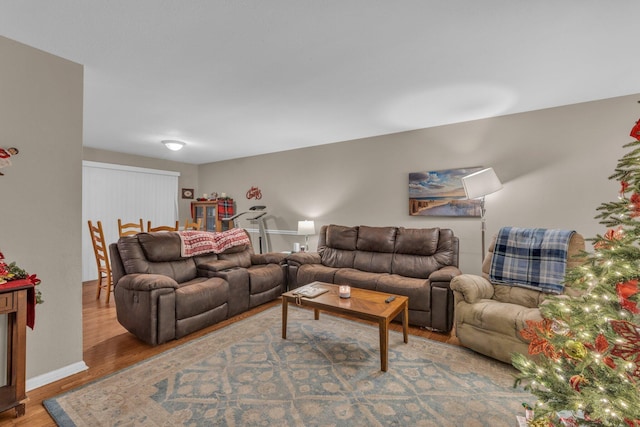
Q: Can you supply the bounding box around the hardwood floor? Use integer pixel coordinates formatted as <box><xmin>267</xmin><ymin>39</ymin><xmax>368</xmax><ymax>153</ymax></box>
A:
<box><xmin>0</xmin><ymin>281</ymin><xmax>459</xmax><ymax>426</ymax></box>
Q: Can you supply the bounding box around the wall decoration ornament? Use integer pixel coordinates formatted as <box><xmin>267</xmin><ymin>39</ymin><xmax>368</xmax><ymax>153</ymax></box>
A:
<box><xmin>246</xmin><ymin>186</ymin><xmax>262</xmax><ymax>200</ymax></box>
<box><xmin>181</xmin><ymin>188</ymin><xmax>194</xmax><ymax>199</ymax></box>
<box><xmin>0</xmin><ymin>147</ymin><xmax>19</xmax><ymax>176</ymax></box>
<box><xmin>409</xmin><ymin>167</ymin><xmax>483</xmax><ymax>216</ymax></box>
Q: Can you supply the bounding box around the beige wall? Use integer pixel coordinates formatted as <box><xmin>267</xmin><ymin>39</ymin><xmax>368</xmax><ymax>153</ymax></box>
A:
<box><xmin>198</xmin><ymin>94</ymin><xmax>636</xmax><ymax>274</ymax></box>
<box><xmin>0</xmin><ymin>36</ymin><xmax>84</xmax><ymax>381</ymax></box>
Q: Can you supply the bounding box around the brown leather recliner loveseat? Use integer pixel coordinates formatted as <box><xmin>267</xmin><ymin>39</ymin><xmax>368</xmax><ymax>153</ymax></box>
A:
<box><xmin>286</xmin><ymin>224</ymin><xmax>461</xmax><ymax>332</ymax></box>
<box><xmin>110</xmin><ymin>230</ymin><xmax>287</xmax><ymax>345</ymax></box>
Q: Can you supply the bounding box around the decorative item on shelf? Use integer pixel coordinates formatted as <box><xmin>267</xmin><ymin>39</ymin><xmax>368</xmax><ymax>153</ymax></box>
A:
<box><xmin>0</xmin><ymin>249</ymin><xmax>43</xmax><ymax>329</ymax></box>
<box><xmin>461</xmin><ymin>167</ymin><xmax>503</xmax><ymax>261</ymax></box>
<box><xmin>292</xmin><ymin>242</ymin><xmax>300</xmax><ymax>253</ymax></box>
<box><xmin>297</xmin><ymin>220</ymin><xmax>316</xmax><ymax>252</ymax></box>
<box><xmin>217</xmin><ymin>197</ymin><xmax>234</xmax><ymax>221</ymax></box>
<box><xmin>339</xmin><ymin>285</ymin><xmax>351</xmax><ymax>298</ymax></box>
<box><xmin>246</xmin><ymin>186</ymin><xmax>262</xmax><ymax>200</ymax></box>
<box><xmin>0</xmin><ymin>146</ymin><xmax>19</xmax><ymax>176</ymax></box>
<box><xmin>210</xmin><ymin>192</ymin><xmax>218</xmax><ymax>200</ymax></box>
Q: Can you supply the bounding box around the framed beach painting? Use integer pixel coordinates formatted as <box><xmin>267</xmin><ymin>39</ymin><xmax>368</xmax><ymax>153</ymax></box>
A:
<box><xmin>409</xmin><ymin>167</ymin><xmax>483</xmax><ymax>217</ymax></box>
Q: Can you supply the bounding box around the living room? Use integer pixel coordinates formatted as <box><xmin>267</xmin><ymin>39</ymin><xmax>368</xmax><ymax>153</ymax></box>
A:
<box><xmin>2</xmin><ymin>2</ymin><xmax>640</xmax><ymax>425</ymax></box>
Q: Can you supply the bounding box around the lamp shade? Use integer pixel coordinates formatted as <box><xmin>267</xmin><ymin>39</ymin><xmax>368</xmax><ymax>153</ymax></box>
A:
<box><xmin>461</xmin><ymin>167</ymin><xmax>502</xmax><ymax>199</ymax></box>
<box><xmin>297</xmin><ymin>220</ymin><xmax>315</xmax><ymax>235</ymax></box>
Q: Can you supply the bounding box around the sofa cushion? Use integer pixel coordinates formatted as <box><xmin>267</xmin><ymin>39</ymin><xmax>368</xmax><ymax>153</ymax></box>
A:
<box><xmin>321</xmin><ymin>248</ymin><xmax>356</xmax><ymax>269</ymax></box>
<box><xmin>217</xmin><ymin>250</ymin><xmax>252</xmax><ymax>268</ymax></box>
<box><xmin>138</xmin><ymin>232</ymin><xmax>183</xmax><ymax>262</ymax></box>
<box><xmin>326</xmin><ymin>225</ymin><xmax>358</xmax><ymax>250</ymax></box>
<box><xmin>353</xmin><ymin>251</ymin><xmax>393</xmax><ymax>273</ymax></box>
<box><xmin>297</xmin><ymin>264</ymin><xmax>339</xmax><ymax>286</ymax></box>
<box><xmin>247</xmin><ymin>264</ymin><xmax>284</xmax><ymax>294</ymax></box>
<box><xmin>333</xmin><ymin>269</ymin><xmax>386</xmax><ymax>290</ymax></box>
<box><xmin>356</xmin><ymin>226</ymin><xmax>396</xmax><ymax>252</ymax></box>
<box><xmin>392</xmin><ymin>254</ymin><xmax>441</xmax><ymax>279</ymax></box>
<box><xmin>391</xmin><ymin>228</ymin><xmax>456</xmax><ymax>279</ymax></box>
<box><xmin>174</xmin><ymin>277</ymin><xmax>228</xmax><ymax>320</ymax></box>
<box><xmin>377</xmin><ymin>275</ymin><xmax>431</xmax><ymax>311</ymax></box>
<box><xmin>394</xmin><ymin>227</ymin><xmax>439</xmax><ymax>255</ymax></box>
<box><xmin>493</xmin><ymin>284</ymin><xmax>546</xmax><ymax>308</ymax></box>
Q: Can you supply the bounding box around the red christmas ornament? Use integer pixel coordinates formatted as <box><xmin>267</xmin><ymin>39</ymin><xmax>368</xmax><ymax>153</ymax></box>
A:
<box><xmin>631</xmin><ymin>118</ymin><xmax>640</xmax><ymax>140</ymax></box>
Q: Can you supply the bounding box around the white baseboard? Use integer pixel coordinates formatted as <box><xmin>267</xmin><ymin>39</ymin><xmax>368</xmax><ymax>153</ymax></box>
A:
<box><xmin>27</xmin><ymin>361</ymin><xmax>89</xmax><ymax>391</ymax></box>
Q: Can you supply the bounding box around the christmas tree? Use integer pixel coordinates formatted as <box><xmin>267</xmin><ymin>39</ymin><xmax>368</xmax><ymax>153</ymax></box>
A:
<box><xmin>512</xmin><ymin>118</ymin><xmax>640</xmax><ymax>427</ymax></box>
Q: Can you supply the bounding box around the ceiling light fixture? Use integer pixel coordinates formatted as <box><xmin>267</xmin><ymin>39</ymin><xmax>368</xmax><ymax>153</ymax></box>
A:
<box><xmin>162</xmin><ymin>140</ymin><xmax>185</xmax><ymax>151</ymax></box>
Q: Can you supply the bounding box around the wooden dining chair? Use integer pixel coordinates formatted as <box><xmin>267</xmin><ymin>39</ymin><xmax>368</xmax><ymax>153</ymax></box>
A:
<box><xmin>183</xmin><ymin>218</ymin><xmax>202</xmax><ymax>230</ymax></box>
<box><xmin>88</xmin><ymin>220</ymin><xmax>113</xmax><ymax>303</ymax></box>
<box><xmin>147</xmin><ymin>220</ymin><xmax>180</xmax><ymax>232</ymax></box>
<box><xmin>118</xmin><ymin>218</ymin><xmax>144</xmax><ymax>237</ymax></box>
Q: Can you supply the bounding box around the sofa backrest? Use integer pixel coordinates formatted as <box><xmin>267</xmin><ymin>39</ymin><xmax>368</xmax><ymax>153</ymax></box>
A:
<box><xmin>114</xmin><ymin>230</ymin><xmax>256</xmax><ymax>285</ymax></box>
<box><xmin>116</xmin><ymin>232</ymin><xmax>199</xmax><ymax>284</ymax></box>
<box><xmin>318</xmin><ymin>224</ymin><xmax>459</xmax><ymax>279</ymax></box>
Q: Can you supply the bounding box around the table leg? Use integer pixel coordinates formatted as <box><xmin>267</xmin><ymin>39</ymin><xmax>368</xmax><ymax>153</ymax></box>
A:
<box><xmin>379</xmin><ymin>319</ymin><xmax>389</xmax><ymax>372</ymax></box>
<box><xmin>402</xmin><ymin>301</ymin><xmax>409</xmax><ymax>343</ymax></box>
<box><xmin>282</xmin><ymin>297</ymin><xmax>288</xmax><ymax>339</ymax></box>
<box><xmin>314</xmin><ymin>308</ymin><xmax>320</xmax><ymax>320</ymax></box>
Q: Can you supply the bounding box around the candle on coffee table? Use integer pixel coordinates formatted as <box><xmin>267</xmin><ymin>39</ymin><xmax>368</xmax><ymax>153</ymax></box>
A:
<box><xmin>339</xmin><ymin>285</ymin><xmax>351</xmax><ymax>298</ymax></box>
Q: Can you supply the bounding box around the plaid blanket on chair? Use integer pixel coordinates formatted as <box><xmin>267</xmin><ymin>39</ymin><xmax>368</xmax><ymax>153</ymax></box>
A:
<box><xmin>489</xmin><ymin>227</ymin><xmax>574</xmax><ymax>294</ymax></box>
<box><xmin>179</xmin><ymin>229</ymin><xmax>250</xmax><ymax>257</ymax></box>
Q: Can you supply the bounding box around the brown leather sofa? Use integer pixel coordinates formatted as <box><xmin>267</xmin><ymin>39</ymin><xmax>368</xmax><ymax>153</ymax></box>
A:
<box><xmin>286</xmin><ymin>224</ymin><xmax>461</xmax><ymax>332</ymax></box>
<box><xmin>109</xmin><ymin>231</ymin><xmax>287</xmax><ymax>345</ymax></box>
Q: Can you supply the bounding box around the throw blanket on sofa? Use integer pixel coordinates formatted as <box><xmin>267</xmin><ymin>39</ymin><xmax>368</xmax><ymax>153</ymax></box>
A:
<box><xmin>489</xmin><ymin>227</ymin><xmax>574</xmax><ymax>294</ymax></box>
<box><xmin>179</xmin><ymin>229</ymin><xmax>251</xmax><ymax>257</ymax></box>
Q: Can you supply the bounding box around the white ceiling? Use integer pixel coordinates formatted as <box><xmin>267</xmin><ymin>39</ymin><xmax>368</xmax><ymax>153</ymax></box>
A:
<box><xmin>2</xmin><ymin>1</ymin><xmax>639</xmax><ymax>165</ymax></box>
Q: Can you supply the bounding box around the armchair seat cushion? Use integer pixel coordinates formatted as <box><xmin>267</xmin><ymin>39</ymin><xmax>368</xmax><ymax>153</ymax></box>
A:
<box><xmin>457</xmin><ymin>299</ymin><xmax>542</xmax><ymax>339</ymax></box>
<box><xmin>493</xmin><ymin>284</ymin><xmax>546</xmax><ymax>308</ymax></box>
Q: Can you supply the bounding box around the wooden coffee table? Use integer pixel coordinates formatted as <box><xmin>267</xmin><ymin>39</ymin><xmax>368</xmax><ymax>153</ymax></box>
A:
<box><xmin>281</xmin><ymin>282</ymin><xmax>408</xmax><ymax>372</ymax></box>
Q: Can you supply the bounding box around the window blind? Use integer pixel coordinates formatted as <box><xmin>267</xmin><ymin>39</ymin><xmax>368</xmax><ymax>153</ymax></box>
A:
<box><xmin>82</xmin><ymin>161</ymin><xmax>180</xmax><ymax>281</ymax></box>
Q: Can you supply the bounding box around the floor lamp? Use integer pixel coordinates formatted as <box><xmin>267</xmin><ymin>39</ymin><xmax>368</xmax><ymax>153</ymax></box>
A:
<box><xmin>461</xmin><ymin>168</ymin><xmax>503</xmax><ymax>261</ymax></box>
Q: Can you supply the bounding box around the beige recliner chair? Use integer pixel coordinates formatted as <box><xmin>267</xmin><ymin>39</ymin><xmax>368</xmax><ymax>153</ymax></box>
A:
<box><xmin>450</xmin><ymin>231</ymin><xmax>585</xmax><ymax>363</ymax></box>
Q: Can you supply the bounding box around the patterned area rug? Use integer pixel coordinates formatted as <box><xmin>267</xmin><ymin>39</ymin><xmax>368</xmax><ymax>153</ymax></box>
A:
<box><xmin>44</xmin><ymin>305</ymin><xmax>531</xmax><ymax>426</ymax></box>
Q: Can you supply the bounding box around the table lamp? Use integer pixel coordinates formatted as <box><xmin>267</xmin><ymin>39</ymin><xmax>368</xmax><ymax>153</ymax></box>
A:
<box><xmin>297</xmin><ymin>220</ymin><xmax>316</xmax><ymax>251</ymax></box>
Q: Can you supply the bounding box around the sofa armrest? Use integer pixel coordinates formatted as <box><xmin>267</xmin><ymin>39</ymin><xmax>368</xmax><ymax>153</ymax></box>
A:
<box><xmin>286</xmin><ymin>252</ymin><xmax>322</xmax><ymax>267</ymax></box>
<box><xmin>450</xmin><ymin>274</ymin><xmax>494</xmax><ymax>304</ymax></box>
<box><xmin>251</xmin><ymin>252</ymin><xmax>288</xmax><ymax>265</ymax></box>
<box><xmin>197</xmin><ymin>259</ymin><xmax>238</xmax><ymax>273</ymax></box>
<box><xmin>116</xmin><ymin>273</ymin><xmax>179</xmax><ymax>292</ymax></box>
<box><xmin>429</xmin><ymin>265</ymin><xmax>462</xmax><ymax>282</ymax></box>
